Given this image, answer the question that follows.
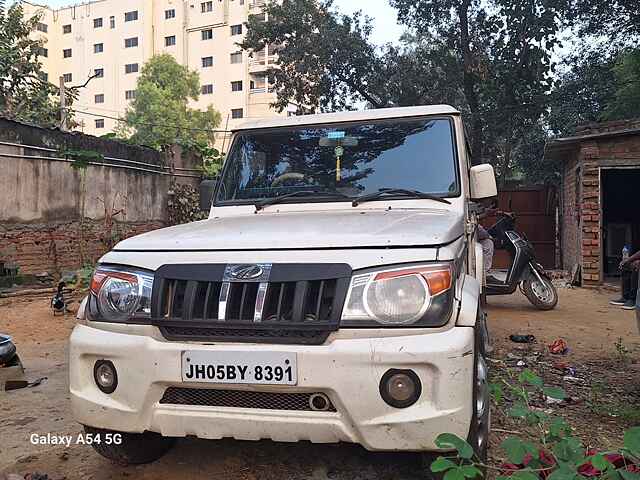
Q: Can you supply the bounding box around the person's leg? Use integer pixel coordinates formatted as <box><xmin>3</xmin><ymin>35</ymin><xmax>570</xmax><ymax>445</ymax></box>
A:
<box><xmin>481</xmin><ymin>238</ymin><xmax>494</xmax><ymax>274</ymax></box>
<box><xmin>481</xmin><ymin>238</ymin><xmax>500</xmax><ymax>284</ymax></box>
<box><xmin>612</xmin><ymin>270</ymin><xmax>632</xmax><ymax>305</ymax></box>
<box><xmin>623</xmin><ymin>269</ymin><xmax>639</xmax><ymax>310</ymax></box>
<box><xmin>636</xmin><ymin>272</ymin><xmax>640</xmax><ymax>334</ymax></box>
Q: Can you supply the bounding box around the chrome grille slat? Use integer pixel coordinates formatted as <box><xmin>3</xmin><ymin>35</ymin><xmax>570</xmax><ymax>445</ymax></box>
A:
<box><xmin>218</xmin><ymin>282</ymin><xmax>230</xmax><ymax>321</ymax></box>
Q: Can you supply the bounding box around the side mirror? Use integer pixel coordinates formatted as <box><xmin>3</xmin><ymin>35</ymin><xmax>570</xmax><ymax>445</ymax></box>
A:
<box><xmin>469</xmin><ymin>164</ymin><xmax>497</xmax><ymax>200</ymax></box>
<box><xmin>199</xmin><ymin>179</ymin><xmax>217</xmax><ymax>212</ymax></box>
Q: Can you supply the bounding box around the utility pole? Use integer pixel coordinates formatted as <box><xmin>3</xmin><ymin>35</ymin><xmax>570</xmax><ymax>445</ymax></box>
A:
<box><xmin>59</xmin><ymin>76</ymin><xmax>67</xmax><ymax>131</ymax></box>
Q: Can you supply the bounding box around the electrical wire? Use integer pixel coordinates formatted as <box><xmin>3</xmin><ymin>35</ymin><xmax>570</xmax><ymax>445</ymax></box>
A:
<box><xmin>69</xmin><ymin>107</ymin><xmax>232</xmax><ymax>134</ymax></box>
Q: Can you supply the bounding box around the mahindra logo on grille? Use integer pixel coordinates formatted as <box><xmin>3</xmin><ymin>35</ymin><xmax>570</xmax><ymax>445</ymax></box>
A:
<box><xmin>224</xmin><ymin>263</ymin><xmax>272</xmax><ymax>282</ymax></box>
<box><xmin>230</xmin><ymin>265</ymin><xmax>263</xmax><ymax>279</ymax></box>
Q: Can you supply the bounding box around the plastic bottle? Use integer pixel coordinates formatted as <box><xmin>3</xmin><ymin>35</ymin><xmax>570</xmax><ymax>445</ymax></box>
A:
<box><xmin>622</xmin><ymin>245</ymin><xmax>630</xmax><ymax>262</ymax></box>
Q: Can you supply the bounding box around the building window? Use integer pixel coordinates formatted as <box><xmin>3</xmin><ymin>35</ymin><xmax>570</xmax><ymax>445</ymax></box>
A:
<box><xmin>231</xmin><ymin>108</ymin><xmax>243</xmax><ymax>119</ymax></box>
<box><xmin>94</xmin><ymin>68</ymin><xmax>104</xmax><ymax>77</ymax></box>
<box><xmin>125</xmin><ymin>63</ymin><xmax>139</xmax><ymax>74</ymax></box>
<box><xmin>201</xmin><ymin>84</ymin><xmax>213</xmax><ymax>95</ymax></box>
<box><xmin>230</xmin><ymin>52</ymin><xmax>242</xmax><ymax>64</ymax></box>
<box><xmin>36</xmin><ymin>22</ymin><xmax>48</xmax><ymax>33</ymax></box>
<box><xmin>63</xmin><ymin>48</ymin><xmax>72</xmax><ymax>58</ymax></box>
<box><xmin>165</xmin><ymin>35</ymin><xmax>176</xmax><ymax>46</ymax></box>
<box><xmin>125</xmin><ymin>90</ymin><xmax>136</xmax><ymax>100</ymax></box>
<box><xmin>95</xmin><ymin>119</ymin><xmax>105</xmax><ymax>129</ymax></box>
<box><xmin>124</xmin><ymin>37</ymin><xmax>139</xmax><ymax>48</ymax></box>
<box><xmin>230</xmin><ymin>24</ymin><xmax>242</xmax><ymax>36</ymax></box>
<box><xmin>201</xmin><ymin>1</ymin><xmax>213</xmax><ymax>13</ymax></box>
<box><xmin>94</xmin><ymin>43</ymin><xmax>104</xmax><ymax>53</ymax></box>
<box><xmin>201</xmin><ymin>56</ymin><xmax>213</xmax><ymax>68</ymax></box>
<box><xmin>63</xmin><ymin>73</ymin><xmax>72</xmax><ymax>83</ymax></box>
<box><xmin>62</xmin><ymin>24</ymin><xmax>71</xmax><ymax>34</ymax></box>
<box><xmin>165</xmin><ymin>9</ymin><xmax>175</xmax><ymax>19</ymax></box>
<box><xmin>124</xmin><ymin>10</ymin><xmax>138</xmax><ymax>22</ymax></box>
<box><xmin>201</xmin><ymin>29</ymin><xmax>213</xmax><ymax>40</ymax></box>
<box><xmin>95</xmin><ymin>94</ymin><xmax>105</xmax><ymax>104</ymax></box>
<box><xmin>94</xmin><ymin>17</ymin><xmax>103</xmax><ymax>28</ymax></box>
<box><xmin>231</xmin><ymin>81</ymin><xmax>243</xmax><ymax>92</ymax></box>
<box><xmin>110</xmin><ymin>16</ymin><xmax>115</xmax><ymax>28</ymax></box>
<box><xmin>37</xmin><ymin>47</ymin><xmax>48</xmax><ymax>57</ymax></box>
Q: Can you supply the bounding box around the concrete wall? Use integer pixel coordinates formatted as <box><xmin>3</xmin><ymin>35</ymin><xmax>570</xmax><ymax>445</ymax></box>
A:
<box><xmin>0</xmin><ymin>118</ymin><xmax>199</xmax><ymax>275</ymax></box>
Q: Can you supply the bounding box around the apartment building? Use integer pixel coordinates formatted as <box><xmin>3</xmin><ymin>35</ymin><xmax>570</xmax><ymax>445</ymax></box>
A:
<box><xmin>21</xmin><ymin>0</ymin><xmax>288</xmax><ymax>141</ymax></box>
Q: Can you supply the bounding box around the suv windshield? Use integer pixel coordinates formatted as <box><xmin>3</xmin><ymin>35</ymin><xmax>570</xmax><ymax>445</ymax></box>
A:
<box><xmin>215</xmin><ymin>117</ymin><xmax>459</xmax><ymax>204</ymax></box>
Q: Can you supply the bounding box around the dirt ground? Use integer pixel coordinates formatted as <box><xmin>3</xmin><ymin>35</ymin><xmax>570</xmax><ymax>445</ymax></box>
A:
<box><xmin>0</xmin><ymin>287</ymin><xmax>638</xmax><ymax>480</ymax></box>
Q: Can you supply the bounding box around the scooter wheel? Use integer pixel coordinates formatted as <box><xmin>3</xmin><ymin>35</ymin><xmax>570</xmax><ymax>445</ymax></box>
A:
<box><xmin>523</xmin><ymin>276</ymin><xmax>558</xmax><ymax>310</ymax></box>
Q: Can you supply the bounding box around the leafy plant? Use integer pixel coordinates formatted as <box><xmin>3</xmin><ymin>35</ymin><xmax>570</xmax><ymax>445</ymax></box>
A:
<box><xmin>59</xmin><ymin>148</ymin><xmax>104</xmax><ymax>170</ymax></box>
<box><xmin>179</xmin><ymin>138</ymin><xmax>225</xmax><ymax>178</ymax></box>
<box><xmin>614</xmin><ymin>337</ymin><xmax>631</xmax><ymax>365</ymax></box>
<box><xmin>430</xmin><ymin>369</ymin><xmax>640</xmax><ymax>480</ymax></box>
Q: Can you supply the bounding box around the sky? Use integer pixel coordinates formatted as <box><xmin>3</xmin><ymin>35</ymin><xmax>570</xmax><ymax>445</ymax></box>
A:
<box><xmin>32</xmin><ymin>0</ymin><xmax>405</xmax><ymax>46</ymax></box>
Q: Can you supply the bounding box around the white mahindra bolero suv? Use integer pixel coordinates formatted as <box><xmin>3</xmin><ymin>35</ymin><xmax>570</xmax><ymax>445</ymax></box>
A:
<box><xmin>71</xmin><ymin>105</ymin><xmax>498</xmax><ymax>465</ymax></box>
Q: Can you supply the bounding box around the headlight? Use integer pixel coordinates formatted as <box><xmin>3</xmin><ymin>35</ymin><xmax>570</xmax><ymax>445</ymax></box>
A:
<box><xmin>341</xmin><ymin>263</ymin><xmax>454</xmax><ymax>327</ymax></box>
<box><xmin>88</xmin><ymin>266</ymin><xmax>154</xmax><ymax>323</ymax></box>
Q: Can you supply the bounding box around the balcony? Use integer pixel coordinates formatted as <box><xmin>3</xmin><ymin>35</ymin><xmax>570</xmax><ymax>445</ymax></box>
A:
<box><xmin>249</xmin><ymin>0</ymin><xmax>267</xmax><ymax>8</ymax></box>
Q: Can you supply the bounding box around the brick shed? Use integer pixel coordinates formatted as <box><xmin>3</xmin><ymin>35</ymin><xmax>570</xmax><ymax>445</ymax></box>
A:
<box><xmin>545</xmin><ymin>120</ymin><xmax>640</xmax><ymax>286</ymax></box>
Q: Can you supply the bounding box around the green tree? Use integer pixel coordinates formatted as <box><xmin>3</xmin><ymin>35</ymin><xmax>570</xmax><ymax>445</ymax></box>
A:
<box><xmin>391</xmin><ymin>0</ymin><xmax>569</xmax><ymax>183</ymax></box>
<box><xmin>606</xmin><ymin>49</ymin><xmax>640</xmax><ymax>120</ymax></box>
<box><xmin>241</xmin><ymin>0</ymin><xmax>387</xmax><ymax>113</ymax></box>
<box><xmin>548</xmin><ymin>50</ymin><xmax>618</xmax><ymax>136</ymax></box>
<box><xmin>116</xmin><ymin>54</ymin><xmax>221</xmax><ymax>149</ymax></box>
<box><xmin>242</xmin><ymin>0</ymin><xmax>570</xmax><ymax>184</ymax></box>
<box><xmin>0</xmin><ymin>2</ymin><xmax>73</xmax><ymax>127</ymax></box>
<box><xmin>575</xmin><ymin>0</ymin><xmax>640</xmax><ymax>43</ymax></box>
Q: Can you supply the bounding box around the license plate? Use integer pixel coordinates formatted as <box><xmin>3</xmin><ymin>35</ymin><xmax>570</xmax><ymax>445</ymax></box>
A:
<box><xmin>181</xmin><ymin>351</ymin><xmax>297</xmax><ymax>385</ymax></box>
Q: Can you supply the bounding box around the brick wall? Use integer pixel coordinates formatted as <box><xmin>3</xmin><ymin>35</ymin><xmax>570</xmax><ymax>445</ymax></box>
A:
<box><xmin>1</xmin><ymin>220</ymin><xmax>164</xmax><ymax>275</ymax></box>
<box><xmin>0</xmin><ymin>117</ymin><xmax>202</xmax><ymax>277</ymax></box>
<box><xmin>579</xmin><ymin>142</ymin><xmax>602</xmax><ymax>285</ymax></box>
<box><xmin>560</xmin><ymin>152</ymin><xmax>580</xmax><ymax>274</ymax></box>
<box><xmin>559</xmin><ymin>125</ymin><xmax>640</xmax><ymax>286</ymax></box>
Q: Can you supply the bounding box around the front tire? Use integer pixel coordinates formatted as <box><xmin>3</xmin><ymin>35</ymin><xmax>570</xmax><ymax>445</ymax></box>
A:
<box><xmin>469</xmin><ymin>324</ymin><xmax>490</xmax><ymax>463</ymax></box>
<box><xmin>84</xmin><ymin>426</ymin><xmax>176</xmax><ymax>465</ymax></box>
<box><xmin>523</xmin><ymin>274</ymin><xmax>558</xmax><ymax>310</ymax></box>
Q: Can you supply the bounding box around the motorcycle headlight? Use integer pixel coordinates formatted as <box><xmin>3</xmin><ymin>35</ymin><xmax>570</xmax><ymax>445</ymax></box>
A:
<box><xmin>88</xmin><ymin>266</ymin><xmax>154</xmax><ymax>323</ymax></box>
<box><xmin>341</xmin><ymin>263</ymin><xmax>454</xmax><ymax>327</ymax></box>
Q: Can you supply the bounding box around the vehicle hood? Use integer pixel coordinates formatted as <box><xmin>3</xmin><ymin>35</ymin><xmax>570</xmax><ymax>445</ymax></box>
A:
<box><xmin>114</xmin><ymin>208</ymin><xmax>465</xmax><ymax>251</ymax></box>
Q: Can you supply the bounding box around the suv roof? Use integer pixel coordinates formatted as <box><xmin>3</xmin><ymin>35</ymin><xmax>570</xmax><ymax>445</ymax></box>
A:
<box><xmin>233</xmin><ymin>105</ymin><xmax>460</xmax><ymax>132</ymax></box>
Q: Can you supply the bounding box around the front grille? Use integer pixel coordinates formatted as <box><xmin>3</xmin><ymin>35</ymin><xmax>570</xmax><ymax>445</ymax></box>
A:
<box><xmin>159</xmin><ymin>387</ymin><xmax>337</xmax><ymax>412</ymax></box>
<box><xmin>151</xmin><ymin>264</ymin><xmax>351</xmax><ymax>344</ymax></box>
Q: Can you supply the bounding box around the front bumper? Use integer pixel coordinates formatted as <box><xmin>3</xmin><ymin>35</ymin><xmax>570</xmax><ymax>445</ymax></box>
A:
<box><xmin>69</xmin><ymin>323</ymin><xmax>475</xmax><ymax>452</ymax></box>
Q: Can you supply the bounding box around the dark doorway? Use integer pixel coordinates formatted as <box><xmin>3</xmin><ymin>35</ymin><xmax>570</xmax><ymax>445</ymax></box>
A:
<box><xmin>601</xmin><ymin>168</ymin><xmax>640</xmax><ymax>276</ymax></box>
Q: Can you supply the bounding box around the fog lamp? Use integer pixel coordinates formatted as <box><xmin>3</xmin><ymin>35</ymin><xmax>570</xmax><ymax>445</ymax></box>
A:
<box><xmin>380</xmin><ymin>369</ymin><xmax>421</xmax><ymax>408</ymax></box>
<box><xmin>94</xmin><ymin>360</ymin><xmax>118</xmax><ymax>394</ymax></box>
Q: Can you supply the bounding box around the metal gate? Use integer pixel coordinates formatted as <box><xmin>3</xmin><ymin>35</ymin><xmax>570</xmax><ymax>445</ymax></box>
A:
<box><xmin>481</xmin><ymin>186</ymin><xmax>557</xmax><ymax>269</ymax></box>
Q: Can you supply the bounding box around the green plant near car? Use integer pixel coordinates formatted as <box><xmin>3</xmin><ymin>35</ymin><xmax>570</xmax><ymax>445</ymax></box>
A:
<box><xmin>431</xmin><ymin>368</ymin><xmax>640</xmax><ymax>480</ymax></box>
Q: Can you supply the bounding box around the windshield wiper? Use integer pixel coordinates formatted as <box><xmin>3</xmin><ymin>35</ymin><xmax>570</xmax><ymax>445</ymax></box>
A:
<box><xmin>254</xmin><ymin>189</ymin><xmax>350</xmax><ymax>211</ymax></box>
<box><xmin>351</xmin><ymin>188</ymin><xmax>452</xmax><ymax>207</ymax></box>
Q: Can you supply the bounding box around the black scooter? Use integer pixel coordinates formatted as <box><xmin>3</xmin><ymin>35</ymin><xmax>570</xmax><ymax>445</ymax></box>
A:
<box><xmin>484</xmin><ymin>213</ymin><xmax>558</xmax><ymax>310</ymax></box>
